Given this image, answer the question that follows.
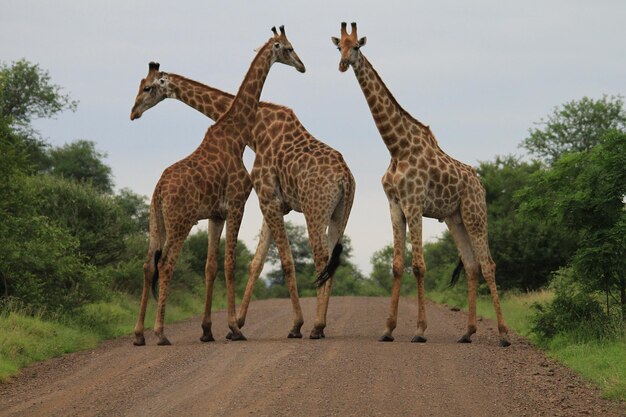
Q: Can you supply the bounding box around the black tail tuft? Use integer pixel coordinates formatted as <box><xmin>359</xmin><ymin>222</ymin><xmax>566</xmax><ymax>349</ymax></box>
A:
<box><xmin>151</xmin><ymin>250</ymin><xmax>162</xmax><ymax>300</ymax></box>
<box><xmin>315</xmin><ymin>243</ymin><xmax>343</xmax><ymax>288</ymax></box>
<box><xmin>450</xmin><ymin>258</ymin><xmax>464</xmax><ymax>287</ymax></box>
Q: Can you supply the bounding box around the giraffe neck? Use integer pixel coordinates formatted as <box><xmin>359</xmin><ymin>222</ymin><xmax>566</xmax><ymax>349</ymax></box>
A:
<box><xmin>168</xmin><ymin>74</ymin><xmax>233</xmax><ymax>122</ymax></box>
<box><xmin>353</xmin><ymin>55</ymin><xmax>432</xmax><ymax>156</ymax></box>
<box><xmin>219</xmin><ymin>41</ymin><xmax>273</xmax><ymax>143</ymax></box>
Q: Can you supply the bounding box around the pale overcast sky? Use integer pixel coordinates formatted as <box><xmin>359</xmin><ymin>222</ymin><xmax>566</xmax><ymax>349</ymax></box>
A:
<box><xmin>2</xmin><ymin>1</ymin><xmax>625</xmax><ymax>275</ymax></box>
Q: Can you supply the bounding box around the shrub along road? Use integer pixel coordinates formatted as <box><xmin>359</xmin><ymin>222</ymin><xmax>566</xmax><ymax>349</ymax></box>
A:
<box><xmin>0</xmin><ymin>297</ymin><xmax>623</xmax><ymax>417</ymax></box>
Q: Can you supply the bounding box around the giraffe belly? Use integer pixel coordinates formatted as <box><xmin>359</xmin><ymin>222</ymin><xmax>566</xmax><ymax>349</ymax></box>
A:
<box><xmin>422</xmin><ymin>199</ymin><xmax>458</xmax><ymax>220</ymax></box>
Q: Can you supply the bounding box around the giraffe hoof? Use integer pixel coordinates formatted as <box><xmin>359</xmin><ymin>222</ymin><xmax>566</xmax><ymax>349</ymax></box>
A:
<box><xmin>499</xmin><ymin>339</ymin><xmax>511</xmax><ymax>347</ymax></box>
<box><xmin>458</xmin><ymin>335</ymin><xmax>472</xmax><ymax>344</ymax></box>
<box><xmin>411</xmin><ymin>335</ymin><xmax>427</xmax><ymax>343</ymax></box>
<box><xmin>288</xmin><ymin>331</ymin><xmax>303</xmax><ymax>339</ymax></box>
<box><xmin>200</xmin><ymin>333</ymin><xmax>215</xmax><ymax>343</ymax></box>
<box><xmin>229</xmin><ymin>332</ymin><xmax>247</xmax><ymax>341</ymax></box>
<box><xmin>309</xmin><ymin>329</ymin><xmax>324</xmax><ymax>339</ymax></box>
<box><xmin>157</xmin><ymin>337</ymin><xmax>171</xmax><ymax>346</ymax></box>
<box><xmin>226</xmin><ymin>332</ymin><xmax>233</xmax><ymax>340</ymax></box>
<box><xmin>133</xmin><ymin>335</ymin><xmax>145</xmax><ymax>346</ymax></box>
<box><xmin>378</xmin><ymin>335</ymin><xmax>394</xmax><ymax>342</ymax></box>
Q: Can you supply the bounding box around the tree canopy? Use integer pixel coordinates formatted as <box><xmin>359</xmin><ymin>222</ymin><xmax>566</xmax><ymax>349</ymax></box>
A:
<box><xmin>0</xmin><ymin>59</ymin><xmax>77</xmax><ymax>127</ymax></box>
<box><xmin>521</xmin><ymin>95</ymin><xmax>626</xmax><ymax>164</ymax></box>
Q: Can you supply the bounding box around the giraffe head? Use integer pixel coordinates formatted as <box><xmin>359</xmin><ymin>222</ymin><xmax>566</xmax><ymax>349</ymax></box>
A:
<box><xmin>130</xmin><ymin>62</ymin><xmax>171</xmax><ymax>120</ymax></box>
<box><xmin>268</xmin><ymin>25</ymin><xmax>306</xmax><ymax>73</ymax></box>
<box><xmin>331</xmin><ymin>22</ymin><xmax>367</xmax><ymax>73</ymax></box>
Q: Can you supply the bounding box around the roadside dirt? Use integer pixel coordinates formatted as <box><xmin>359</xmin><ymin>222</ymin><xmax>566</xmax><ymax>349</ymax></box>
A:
<box><xmin>0</xmin><ymin>297</ymin><xmax>623</xmax><ymax>417</ymax></box>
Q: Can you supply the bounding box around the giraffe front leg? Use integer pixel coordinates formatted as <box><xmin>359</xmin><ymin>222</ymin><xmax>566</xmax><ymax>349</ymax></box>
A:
<box><xmin>201</xmin><ymin>219</ymin><xmax>224</xmax><ymax>342</ymax></box>
<box><xmin>224</xmin><ymin>213</ymin><xmax>246</xmax><ymax>341</ymax></box>
<box><xmin>380</xmin><ymin>200</ymin><xmax>406</xmax><ymax>342</ymax></box>
<box><xmin>406</xmin><ymin>207</ymin><xmax>427</xmax><ymax>343</ymax></box>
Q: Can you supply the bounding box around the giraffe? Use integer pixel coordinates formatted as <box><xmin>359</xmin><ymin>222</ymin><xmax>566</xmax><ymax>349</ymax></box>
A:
<box><xmin>332</xmin><ymin>22</ymin><xmax>510</xmax><ymax>347</ymax></box>
<box><xmin>130</xmin><ymin>26</ymin><xmax>305</xmax><ymax>346</ymax></box>
<box><xmin>130</xmin><ymin>51</ymin><xmax>355</xmax><ymax>342</ymax></box>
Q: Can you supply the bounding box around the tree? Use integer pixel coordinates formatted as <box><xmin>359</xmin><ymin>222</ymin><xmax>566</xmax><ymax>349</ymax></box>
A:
<box><xmin>521</xmin><ymin>130</ymin><xmax>626</xmax><ymax>322</ymax></box>
<box><xmin>0</xmin><ymin>59</ymin><xmax>77</xmax><ymax>128</ymax></box>
<box><xmin>47</xmin><ymin>140</ymin><xmax>114</xmax><ymax>194</ymax></box>
<box><xmin>521</xmin><ymin>95</ymin><xmax>626</xmax><ymax>164</ymax></box>
<box><xmin>27</xmin><ymin>175</ymin><xmax>127</xmax><ymax>267</ymax></box>
<box><xmin>0</xmin><ymin>59</ymin><xmax>77</xmax><ymax>171</ymax></box>
<box><xmin>478</xmin><ymin>156</ymin><xmax>575</xmax><ymax>290</ymax></box>
<box><xmin>113</xmin><ymin>188</ymin><xmax>150</xmax><ymax>234</ymax></box>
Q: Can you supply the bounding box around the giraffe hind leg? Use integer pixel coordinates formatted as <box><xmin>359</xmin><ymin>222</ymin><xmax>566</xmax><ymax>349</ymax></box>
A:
<box><xmin>460</xmin><ymin>211</ymin><xmax>511</xmax><ymax>347</ymax></box>
<box><xmin>445</xmin><ymin>217</ymin><xmax>480</xmax><ymax>344</ymax></box>
<box><xmin>201</xmin><ymin>219</ymin><xmax>225</xmax><ymax>342</ymax></box>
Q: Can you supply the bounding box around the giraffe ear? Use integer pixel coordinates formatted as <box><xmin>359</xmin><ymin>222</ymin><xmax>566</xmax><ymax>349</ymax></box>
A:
<box><xmin>358</xmin><ymin>37</ymin><xmax>367</xmax><ymax>47</ymax></box>
<box><xmin>149</xmin><ymin>62</ymin><xmax>160</xmax><ymax>72</ymax></box>
<box><xmin>331</xmin><ymin>37</ymin><xmax>340</xmax><ymax>46</ymax></box>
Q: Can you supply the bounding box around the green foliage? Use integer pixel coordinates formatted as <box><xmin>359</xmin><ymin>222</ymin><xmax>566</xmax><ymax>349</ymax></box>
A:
<box><xmin>0</xmin><ymin>59</ymin><xmax>77</xmax><ymax>127</ymax></box>
<box><xmin>27</xmin><ymin>174</ymin><xmax>127</xmax><ymax>267</ymax></box>
<box><xmin>113</xmin><ymin>188</ymin><xmax>150</xmax><ymax>234</ymax></box>
<box><xmin>520</xmin><ymin>131</ymin><xmax>626</xmax><ymax>320</ymax></box>
<box><xmin>478</xmin><ymin>156</ymin><xmax>574</xmax><ymax>290</ymax></box>
<box><xmin>521</xmin><ymin>95</ymin><xmax>626</xmax><ymax>164</ymax></box>
<box><xmin>0</xmin><ymin>59</ymin><xmax>75</xmax><ymax>171</ymax></box>
<box><xmin>531</xmin><ymin>269</ymin><xmax>619</xmax><ymax>342</ymax></box>
<box><xmin>46</xmin><ymin>140</ymin><xmax>114</xmax><ymax>193</ymax></box>
<box><xmin>109</xmin><ymin>233</ymin><xmax>149</xmax><ymax>294</ymax></box>
<box><xmin>1</xmin><ymin>213</ymin><xmax>108</xmax><ymax>312</ymax></box>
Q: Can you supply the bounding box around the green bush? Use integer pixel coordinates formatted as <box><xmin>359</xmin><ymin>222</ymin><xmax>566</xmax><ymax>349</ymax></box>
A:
<box><xmin>26</xmin><ymin>175</ymin><xmax>127</xmax><ymax>267</ymax></box>
<box><xmin>531</xmin><ymin>269</ymin><xmax>621</xmax><ymax>343</ymax></box>
<box><xmin>2</xmin><ymin>213</ymin><xmax>107</xmax><ymax>313</ymax></box>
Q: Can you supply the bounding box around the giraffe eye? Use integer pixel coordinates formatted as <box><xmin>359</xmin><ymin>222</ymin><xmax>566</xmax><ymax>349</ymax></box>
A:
<box><xmin>353</xmin><ymin>46</ymin><xmax>360</xmax><ymax>51</ymax></box>
<box><xmin>143</xmin><ymin>86</ymin><xmax>152</xmax><ymax>92</ymax></box>
<box><xmin>286</xmin><ymin>47</ymin><xmax>293</xmax><ymax>53</ymax></box>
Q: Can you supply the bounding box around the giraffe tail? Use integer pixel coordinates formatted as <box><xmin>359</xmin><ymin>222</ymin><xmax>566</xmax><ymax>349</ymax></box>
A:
<box><xmin>315</xmin><ymin>243</ymin><xmax>343</xmax><ymax>288</ymax></box>
<box><xmin>151</xmin><ymin>249</ymin><xmax>162</xmax><ymax>300</ymax></box>
<box><xmin>450</xmin><ymin>258</ymin><xmax>464</xmax><ymax>287</ymax></box>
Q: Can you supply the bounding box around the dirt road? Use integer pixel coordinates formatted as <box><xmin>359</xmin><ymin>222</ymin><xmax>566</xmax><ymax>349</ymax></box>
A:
<box><xmin>0</xmin><ymin>297</ymin><xmax>623</xmax><ymax>416</ymax></box>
